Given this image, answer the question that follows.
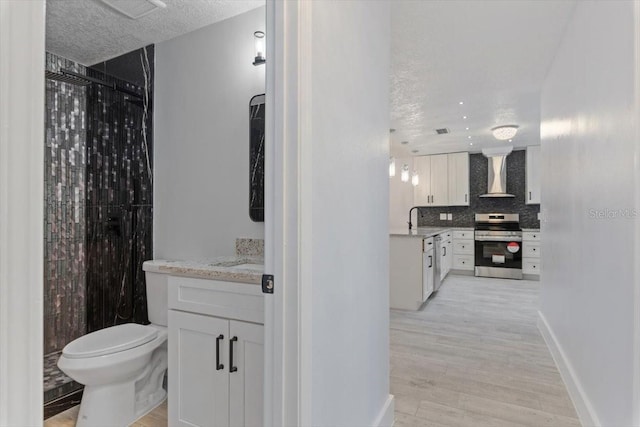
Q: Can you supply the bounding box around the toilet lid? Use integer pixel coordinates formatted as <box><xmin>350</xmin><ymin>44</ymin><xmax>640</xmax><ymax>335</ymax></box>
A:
<box><xmin>62</xmin><ymin>323</ymin><xmax>158</xmax><ymax>359</ymax></box>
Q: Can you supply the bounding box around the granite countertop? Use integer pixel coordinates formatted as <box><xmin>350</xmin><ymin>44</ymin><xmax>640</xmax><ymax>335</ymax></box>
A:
<box><xmin>521</xmin><ymin>228</ymin><xmax>541</xmax><ymax>232</ymax></box>
<box><xmin>389</xmin><ymin>227</ymin><xmax>453</xmax><ymax>238</ymax></box>
<box><xmin>143</xmin><ymin>256</ymin><xmax>264</xmax><ymax>285</ymax></box>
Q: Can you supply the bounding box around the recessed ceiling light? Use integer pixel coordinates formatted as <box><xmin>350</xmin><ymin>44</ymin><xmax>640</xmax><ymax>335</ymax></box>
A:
<box><xmin>463</xmin><ymin>116</ymin><xmax>467</xmax><ymax>119</ymax></box>
<box><xmin>491</xmin><ymin>125</ymin><xmax>519</xmax><ymax>140</ymax></box>
<box><xmin>469</xmin><ymin>142</ymin><xmax>473</xmax><ymax>146</ymax></box>
<box><xmin>465</xmin><ymin>127</ymin><xmax>469</xmax><ymax>130</ymax></box>
<box><xmin>509</xmin><ymin>139</ymin><xmax>512</xmax><ymax>142</ymax></box>
<box><xmin>467</xmin><ymin>136</ymin><xmax>472</xmax><ymax>139</ymax></box>
<box><xmin>401</xmin><ymin>141</ymin><xmax>409</xmax><ymax>145</ymax></box>
<box><xmin>459</xmin><ymin>101</ymin><xmax>464</xmax><ymax>105</ymax></box>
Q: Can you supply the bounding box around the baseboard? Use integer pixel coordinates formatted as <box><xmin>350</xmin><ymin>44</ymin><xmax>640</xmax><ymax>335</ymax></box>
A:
<box><xmin>537</xmin><ymin>311</ymin><xmax>600</xmax><ymax>427</ymax></box>
<box><xmin>372</xmin><ymin>394</ymin><xmax>395</xmax><ymax>427</ymax></box>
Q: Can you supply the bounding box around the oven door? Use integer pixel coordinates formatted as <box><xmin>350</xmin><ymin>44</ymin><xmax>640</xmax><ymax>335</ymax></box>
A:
<box><xmin>474</xmin><ymin>238</ymin><xmax>523</xmax><ymax>279</ymax></box>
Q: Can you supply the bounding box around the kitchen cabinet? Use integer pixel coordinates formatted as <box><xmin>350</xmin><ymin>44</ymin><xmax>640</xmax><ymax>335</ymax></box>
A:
<box><xmin>390</xmin><ymin>235</ymin><xmax>434</xmax><ymax>310</ymax></box>
<box><xmin>522</xmin><ymin>230</ymin><xmax>541</xmax><ymax>279</ymax></box>
<box><xmin>422</xmin><ymin>238</ymin><xmax>435</xmax><ymax>300</ymax></box>
<box><xmin>168</xmin><ymin>277</ymin><xmax>264</xmax><ymax>427</ymax></box>
<box><xmin>447</xmin><ymin>152</ymin><xmax>470</xmax><ymax>206</ymax></box>
<box><xmin>452</xmin><ymin>228</ymin><xmax>474</xmax><ymax>272</ymax></box>
<box><xmin>414</xmin><ymin>154</ymin><xmax>449</xmax><ymax>206</ymax></box>
<box><xmin>439</xmin><ymin>231</ymin><xmax>453</xmax><ymax>281</ymax></box>
<box><xmin>526</xmin><ymin>146</ymin><xmax>541</xmax><ymax>204</ymax></box>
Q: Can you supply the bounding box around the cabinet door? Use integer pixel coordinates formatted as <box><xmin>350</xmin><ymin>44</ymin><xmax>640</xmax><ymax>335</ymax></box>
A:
<box><xmin>229</xmin><ymin>321</ymin><xmax>264</xmax><ymax>427</ymax></box>
<box><xmin>422</xmin><ymin>250</ymin><xmax>434</xmax><ymax>301</ymax></box>
<box><xmin>429</xmin><ymin>154</ymin><xmax>449</xmax><ymax>206</ymax></box>
<box><xmin>413</xmin><ymin>156</ymin><xmax>431</xmax><ymax>206</ymax></box>
<box><xmin>526</xmin><ymin>146</ymin><xmax>541</xmax><ymax>204</ymax></box>
<box><xmin>169</xmin><ymin>310</ymin><xmax>230</xmax><ymax>427</ymax></box>
<box><xmin>447</xmin><ymin>152</ymin><xmax>469</xmax><ymax>206</ymax></box>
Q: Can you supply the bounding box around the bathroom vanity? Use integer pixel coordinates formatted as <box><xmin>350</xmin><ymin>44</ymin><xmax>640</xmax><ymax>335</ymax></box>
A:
<box><xmin>144</xmin><ymin>256</ymin><xmax>264</xmax><ymax>427</ymax></box>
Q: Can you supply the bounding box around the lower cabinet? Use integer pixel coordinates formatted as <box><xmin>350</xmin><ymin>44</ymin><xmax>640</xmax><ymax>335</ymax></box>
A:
<box><xmin>522</xmin><ymin>230</ymin><xmax>542</xmax><ymax>279</ymax></box>
<box><xmin>168</xmin><ymin>277</ymin><xmax>264</xmax><ymax>427</ymax></box>
<box><xmin>452</xmin><ymin>229</ymin><xmax>474</xmax><ymax>272</ymax></box>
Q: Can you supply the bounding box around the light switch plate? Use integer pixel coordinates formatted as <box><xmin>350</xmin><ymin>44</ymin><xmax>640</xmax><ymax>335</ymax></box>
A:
<box><xmin>447</xmin><ymin>213</ymin><xmax>453</xmax><ymax>220</ymax></box>
<box><xmin>439</xmin><ymin>213</ymin><xmax>446</xmax><ymax>220</ymax></box>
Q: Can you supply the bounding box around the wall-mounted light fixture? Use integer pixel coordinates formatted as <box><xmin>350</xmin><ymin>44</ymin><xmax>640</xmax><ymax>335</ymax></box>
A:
<box><xmin>411</xmin><ymin>171</ymin><xmax>419</xmax><ymax>186</ymax></box>
<box><xmin>253</xmin><ymin>31</ymin><xmax>266</xmax><ymax>66</ymax></box>
<box><xmin>389</xmin><ymin>157</ymin><xmax>396</xmax><ymax>177</ymax></box>
<box><xmin>401</xmin><ymin>164</ymin><xmax>409</xmax><ymax>182</ymax></box>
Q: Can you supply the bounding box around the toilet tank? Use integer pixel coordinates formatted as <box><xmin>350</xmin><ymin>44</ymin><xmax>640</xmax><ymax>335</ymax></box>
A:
<box><xmin>145</xmin><ymin>272</ymin><xmax>168</xmax><ymax>326</ymax></box>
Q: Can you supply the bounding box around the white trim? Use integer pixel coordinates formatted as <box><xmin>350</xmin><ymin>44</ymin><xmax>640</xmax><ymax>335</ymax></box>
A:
<box><xmin>372</xmin><ymin>395</ymin><xmax>395</xmax><ymax>427</ymax></box>
<box><xmin>633</xmin><ymin>1</ymin><xmax>640</xmax><ymax>425</ymax></box>
<box><xmin>264</xmin><ymin>0</ymin><xmax>313</xmax><ymax>425</ymax></box>
<box><xmin>0</xmin><ymin>1</ymin><xmax>46</xmax><ymax>425</ymax></box>
<box><xmin>537</xmin><ymin>311</ymin><xmax>599</xmax><ymax>427</ymax></box>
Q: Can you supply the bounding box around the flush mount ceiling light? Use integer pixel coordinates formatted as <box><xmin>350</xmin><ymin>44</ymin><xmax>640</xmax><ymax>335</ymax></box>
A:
<box><xmin>100</xmin><ymin>0</ymin><xmax>166</xmax><ymax>19</ymax></box>
<box><xmin>253</xmin><ymin>31</ymin><xmax>266</xmax><ymax>66</ymax></box>
<box><xmin>491</xmin><ymin>125</ymin><xmax>519</xmax><ymax>141</ymax></box>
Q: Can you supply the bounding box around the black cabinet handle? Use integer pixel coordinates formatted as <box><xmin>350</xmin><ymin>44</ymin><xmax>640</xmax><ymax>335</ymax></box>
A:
<box><xmin>529</xmin><ymin>191</ymin><xmax>532</xmax><ymax>200</ymax></box>
<box><xmin>465</xmin><ymin>194</ymin><xmax>467</xmax><ymax>203</ymax></box>
<box><xmin>229</xmin><ymin>336</ymin><xmax>238</xmax><ymax>373</ymax></box>
<box><xmin>216</xmin><ymin>334</ymin><xmax>224</xmax><ymax>370</ymax></box>
<box><xmin>443</xmin><ymin>247</ymin><xmax>446</xmax><ymax>256</ymax></box>
<box><xmin>428</xmin><ymin>255</ymin><xmax>432</xmax><ymax>268</ymax></box>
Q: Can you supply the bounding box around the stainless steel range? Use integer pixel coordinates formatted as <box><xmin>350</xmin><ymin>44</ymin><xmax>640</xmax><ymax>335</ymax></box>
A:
<box><xmin>474</xmin><ymin>213</ymin><xmax>523</xmax><ymax>279</ymax></box>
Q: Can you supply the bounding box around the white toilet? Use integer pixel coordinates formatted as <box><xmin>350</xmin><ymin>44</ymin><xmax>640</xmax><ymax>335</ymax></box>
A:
<box><xmin>58</xmin><ymin>272</ymin><xmax>168</xmax><ymax>427</ymax></box>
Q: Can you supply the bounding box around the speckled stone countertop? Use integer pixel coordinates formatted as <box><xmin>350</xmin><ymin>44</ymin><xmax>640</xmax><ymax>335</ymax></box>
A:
<box><xmin>390</xmin><ymin>227</ymin><xmax>453</xmax><ymax>238</ymax></box>
<box><xmin>521</xmin><ymin>228</ymin><xmax>541</xmax><ymax>232</ymax></box>
<box><xmin>143</xmin><ymin>256</ymin><xmax>264</xmax><ymax>285</ymax></box>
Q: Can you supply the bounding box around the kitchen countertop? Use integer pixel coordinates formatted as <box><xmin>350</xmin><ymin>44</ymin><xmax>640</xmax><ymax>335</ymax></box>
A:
<box><xmin>521</xmin><ymin>228</ymin><xmax>541</xmax><ymax>232</ymax></box>
<box><xmin>143</xmin><ymin>256</ymin><xmax>264</xmax><ymax>285</ymax></box>
<box><xmin>390</xmin><ymin>227</ymin><xmax>455</xmax><ymax>238</ymax></box>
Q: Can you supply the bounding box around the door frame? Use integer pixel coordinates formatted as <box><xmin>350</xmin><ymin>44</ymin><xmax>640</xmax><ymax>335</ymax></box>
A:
<box><xmin>0</xmin><ymin>1</ymin><xmax>46</xmax><ymax>424</ymax></box>
<box><xmin>263</xmin><ymin>1</ymin><xmax>313</xmax><ymax>425</ymax></box>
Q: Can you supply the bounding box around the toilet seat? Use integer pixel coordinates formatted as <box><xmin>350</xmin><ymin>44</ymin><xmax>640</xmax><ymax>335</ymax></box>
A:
<box><xmin>62</xmin><ymin>323</ymin><xmax>158</xmax><ymax>359</ymax></box>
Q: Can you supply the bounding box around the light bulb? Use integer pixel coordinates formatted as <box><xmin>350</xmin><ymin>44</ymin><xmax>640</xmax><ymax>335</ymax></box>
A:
<box><xmin>389</xmin><ymin>157</ymin><xmax>396</xmax><ymax>177</ymax></box>
<box><xmin>411</xmin><ymin>171</ymin><xmax>419</xmax><ymax>186</ymax></box>
<box><xmin>401</xmin><ymin>164</ymin><xmax>409</xmax><ymax>182</ymax></box>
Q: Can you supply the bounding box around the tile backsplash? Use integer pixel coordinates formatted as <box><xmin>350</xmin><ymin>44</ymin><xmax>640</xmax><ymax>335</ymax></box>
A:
<box><xmin>417</xmin><ymin>150</ymin><xmax>540</xmax><ymax>229</ymax></box>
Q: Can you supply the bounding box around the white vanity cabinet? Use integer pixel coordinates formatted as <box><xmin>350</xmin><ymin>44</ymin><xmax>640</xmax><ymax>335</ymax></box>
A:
<box><xmin>168</xmin><ymin>276</ymin><xmax>264</xmax><ymax>427</ymax></box>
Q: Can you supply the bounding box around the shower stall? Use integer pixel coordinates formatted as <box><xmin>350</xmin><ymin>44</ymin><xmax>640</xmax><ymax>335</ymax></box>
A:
<box><xmin>43</xmin><ymin>47</ymin><xmax>154</xmax><ymax>417</ymax></box>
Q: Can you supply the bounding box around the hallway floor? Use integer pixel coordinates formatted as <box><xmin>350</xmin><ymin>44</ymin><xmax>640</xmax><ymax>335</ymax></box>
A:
<box><xmin>391</xmin><ymin>274</ymin><xmax>581</xmax><ymax>426</ymax></box>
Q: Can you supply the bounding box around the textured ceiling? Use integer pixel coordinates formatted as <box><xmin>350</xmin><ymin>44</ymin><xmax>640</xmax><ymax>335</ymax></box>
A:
<box><xmin>390</xmin><ymin>0</ymin><xmax>577</xmax><ymax>156</ymax></box>
<box><xmin>46</xmin><ymin>0</ymin><xmax>264</xmax><ymax>65</ymax></box>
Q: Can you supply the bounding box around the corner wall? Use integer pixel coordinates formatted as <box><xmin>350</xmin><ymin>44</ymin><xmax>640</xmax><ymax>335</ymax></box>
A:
<box><xmin>539</xmin><ymin>2</ymin><xmax>639</xmax><ymax>425</ymax></box>
<box><xmin>154</xmin><ymin>6</ymin><xmax>265</xmax><ymax>260</ymax></box>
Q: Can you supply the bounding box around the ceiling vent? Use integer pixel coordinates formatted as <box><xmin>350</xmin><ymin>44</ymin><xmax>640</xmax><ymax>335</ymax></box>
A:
<box><xmin>435</xmin><ymin>128</ymin><xmax>450</xmax><ymax>135</ymax></box>
<box><xmin>100</xmin><ymin>0</ymin><xmax>167</xmax><ymax>20</ymax></box>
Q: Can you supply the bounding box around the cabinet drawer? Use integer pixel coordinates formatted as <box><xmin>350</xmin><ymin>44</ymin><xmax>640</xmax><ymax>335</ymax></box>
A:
<box><xmin>523</xmin><ymin>231</ymin><xmax>541</xmax><ymax>241</ymax></box>
<box><xmin>453</xmin><ymin>230</ymin><xmax>473</xmax><ymax>240</ymax></box>
<box><xmin>523</xmin><ymin>243</ymin><xmax>540</xmax><ymax>258</ymax></box>
<box><xmin>523</xmin><ymin>258</ymin><xmax>542</xmax><ymax>275</ymax></box>
<box><xmin>453</xmin><ymin>255</ymin><xmax>474</xmax><ymax>271</ymax></box>
<box><xmin>168</xmin><ymin>276</ymin><xmax>264</xmax><ymax>324</ymax></box>
<box><xmin>453</xmin><ymin>240</ymin><xmax>474</xmax><ymax>255</ymax></box>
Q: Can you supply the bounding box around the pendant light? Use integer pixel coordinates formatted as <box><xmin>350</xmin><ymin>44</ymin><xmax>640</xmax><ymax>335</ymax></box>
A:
<box><xmin>411</xmin><ymin>171</ymin><xmax>419</xmax><ymax>186</ymax></box>
<box><xmin>401</xmin><ymin>164</ymin><xmax>409</xmax><ymax>182</ymax></box>
<box><xmin>389</xmin><ymin>157</ymin><xmax>396</xmax><ymax>177</ymax></box>
<box><xmin>253</xmin><ymin>31</ymin><xmax>266</xmax><ymax>65</ymax></box>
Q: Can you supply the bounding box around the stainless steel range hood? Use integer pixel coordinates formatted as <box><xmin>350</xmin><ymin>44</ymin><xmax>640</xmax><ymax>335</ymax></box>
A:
<box><xmin>479</xmin><ymin>147</ymin><xmax>515</xmax><ymax>198</ymax></box>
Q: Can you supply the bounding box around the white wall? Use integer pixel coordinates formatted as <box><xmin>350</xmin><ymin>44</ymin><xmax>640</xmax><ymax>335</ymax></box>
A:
<box><xmin>389</xmin><ymin>157</ymin><xmax>416</xmax><ymax>229</ymax></box>
<box><xmin>539</xmin><ymin>2</ymin><xmax>639</xmax><ymax>426</ymax></box>
<box><xmin>0</xmin><ymin>1</ymin><xmax>45</xmax><ymax>424</ymax></box>
<box><xmin>306</xmin><ymin>2</ymin><xmax>393</xmax><ymax>425</ymax></box>
<box><xmin>154</xmin><ymin>6</ymin><xmax>265</xmax><ymax>260</ymax></box>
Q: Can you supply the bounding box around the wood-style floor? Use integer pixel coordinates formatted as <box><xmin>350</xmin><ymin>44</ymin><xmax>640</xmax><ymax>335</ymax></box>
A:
<box><xmin>391</xmin><ymin>274</ymin><xmax>580</xmax><ymax>427</ymax></box>
<box><xmin>46</xmin><ymin>275</ymin><xmax>579</xmax><ymax>427</ymax></box>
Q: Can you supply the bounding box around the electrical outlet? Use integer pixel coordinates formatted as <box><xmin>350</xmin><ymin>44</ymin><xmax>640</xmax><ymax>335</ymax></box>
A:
<box><xmin>447</xmin><ymin>213</ymin><xmax>453</xmax><ymax>220</ymax></box>
<box><xmin>439</xmin><ymin>213</ymin><xmax>446</xmax><ymax>220</ymax></box>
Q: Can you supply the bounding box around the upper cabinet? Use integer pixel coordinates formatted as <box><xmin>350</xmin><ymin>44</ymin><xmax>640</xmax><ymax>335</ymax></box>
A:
<box><xmin>414</xmin><ymin>154</ymin><xmax>448</xmax><ymax>206</ymax></box>
<box><xmin>447</xmin><ymin>152</ymin><xmax>470</xmax><ymax>206</ymax></box>
<box><xmin>414</xmin><ymin>152</ymin><xmax>469</xmax><ymax>207</ymax></box>
<box><xmin>526</xmin><ymin>146</ymin><xmax>541</xmax><ymax>204</ymax></box>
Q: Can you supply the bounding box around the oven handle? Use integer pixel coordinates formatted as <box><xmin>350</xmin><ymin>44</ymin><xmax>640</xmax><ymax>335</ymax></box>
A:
<box><xmin>475</xmin><ymin>236</ymin><xmax>522</xmax><ymax>242</ymax></box>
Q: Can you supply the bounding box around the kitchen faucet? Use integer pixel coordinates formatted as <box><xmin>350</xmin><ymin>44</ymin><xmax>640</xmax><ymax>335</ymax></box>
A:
<box><xmin>408</xmin><ymin>206</ymin><xmax>421</xmax><ymax>230</ymax></box>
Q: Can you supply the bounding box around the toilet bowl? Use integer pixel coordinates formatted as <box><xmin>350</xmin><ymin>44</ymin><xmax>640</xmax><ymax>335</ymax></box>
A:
<box><xmin>57</xmin><ymin>271</ymin><xmax>169</xmax><ymax>427</ymax></box>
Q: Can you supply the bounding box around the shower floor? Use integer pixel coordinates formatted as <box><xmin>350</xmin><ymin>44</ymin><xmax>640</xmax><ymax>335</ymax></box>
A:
<box><xmin>44</xmin><ymin>351</ymin><xmax>81</xmax><ymax>404</ymax></box>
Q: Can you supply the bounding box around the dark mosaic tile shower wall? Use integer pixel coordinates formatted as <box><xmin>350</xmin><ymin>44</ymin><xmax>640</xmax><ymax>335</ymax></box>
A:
<box><xmin>44</xmin><ymin>53</ymin><xmax>87</xmax><ymax>355</ymax></box>
<box><xmin>85</xmin><ymin>46</ymin><xmax>154</xmax><ymax>332</ymax></box>
<box><xmin>417</xmin><ymin>150</ymin><xmax>541</xmax><ymax>228</ymax></box>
